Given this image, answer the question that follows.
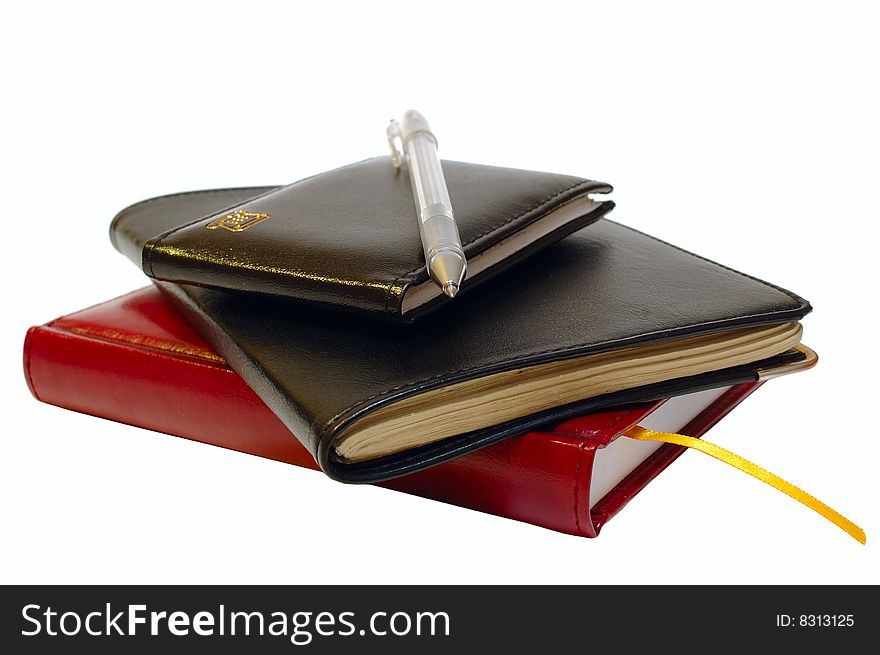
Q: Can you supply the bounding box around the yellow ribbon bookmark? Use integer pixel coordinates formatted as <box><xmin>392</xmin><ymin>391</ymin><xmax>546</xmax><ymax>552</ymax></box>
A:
<box><xmin>624</xmin><ymin>426</ymin><xmax>866</xmax><ymax>544</ymax></box>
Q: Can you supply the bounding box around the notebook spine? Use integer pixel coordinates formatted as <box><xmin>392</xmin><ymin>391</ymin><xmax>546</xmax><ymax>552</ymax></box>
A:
<box><xmin>23</xmin><ymin>323</ymin><xmax>316</xmax><ymax>469</ymax></box>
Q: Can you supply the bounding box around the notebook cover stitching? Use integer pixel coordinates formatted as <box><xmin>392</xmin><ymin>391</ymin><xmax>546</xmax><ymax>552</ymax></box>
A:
<box><xmin>34</xmin><ymin>288</ymin><xmax>228</xmax><ymax>367</ymax></box>
<box><xmin>54</xmin><ymin>326</ymin><xmax>227</xmax><ymax>366</ymax></box>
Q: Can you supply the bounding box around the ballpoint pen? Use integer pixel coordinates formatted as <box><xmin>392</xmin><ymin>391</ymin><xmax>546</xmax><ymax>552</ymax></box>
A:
<box><xmin>387</xmin><ymin>110</ymin><xmax>467</xmax><ymax>298</ymax></box>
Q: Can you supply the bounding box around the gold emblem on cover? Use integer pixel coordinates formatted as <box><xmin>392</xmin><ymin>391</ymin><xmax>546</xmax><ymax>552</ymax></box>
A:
<box><xmin>206</xmin><ymin>210</ymin><xmax>270</xmax><ymax>232</ymax></box>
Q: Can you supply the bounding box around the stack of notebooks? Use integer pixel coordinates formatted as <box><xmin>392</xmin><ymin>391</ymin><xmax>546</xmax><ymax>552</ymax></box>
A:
<box><xmin>25</xmin><ymin>157</ymin><xmax>855</xmax><ymax>540</ymax></box>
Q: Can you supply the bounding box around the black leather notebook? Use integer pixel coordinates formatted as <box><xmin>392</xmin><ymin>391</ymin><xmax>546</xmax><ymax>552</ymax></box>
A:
<box><xmin>112</xmin><ymin>186</ymin><xmax>813</xmax><ymax>483</ymax></box>
<box><xmin>114</xmin><ymin>157</ymin><xmax>613</xmax><ymax>322</ymax></box>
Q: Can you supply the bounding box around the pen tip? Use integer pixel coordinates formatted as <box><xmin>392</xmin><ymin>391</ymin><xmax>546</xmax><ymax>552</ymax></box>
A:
<box><xmin>442</xmin><ymin>282</ymin><xmax>459</xmax><ymax>298</ymax></box>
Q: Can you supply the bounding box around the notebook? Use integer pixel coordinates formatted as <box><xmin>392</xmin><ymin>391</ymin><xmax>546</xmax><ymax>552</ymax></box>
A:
<box><xmin>111</xmin><ymin>186</ymin><xmax>813</xmax><ymax>482</ymax></box>
<box><xmin>23</xmin><ymin>286</ymin><xmax>766</xmax><ymax>537</ymax></box>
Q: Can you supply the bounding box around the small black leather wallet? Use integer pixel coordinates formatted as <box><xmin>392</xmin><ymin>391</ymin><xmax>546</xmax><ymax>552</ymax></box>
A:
<box><xmin>118</xmin><ymin>157</ymin><xmax>613</xmax><ymax>322</ymax></box>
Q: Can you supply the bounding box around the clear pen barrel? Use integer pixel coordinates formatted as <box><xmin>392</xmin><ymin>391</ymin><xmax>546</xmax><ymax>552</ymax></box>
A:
<box><xmin>407</xmin><ymin>135</ymin><xmax>454</xmax><ymax>223</ymax></box>
<box><xmin>396</xmin><ymin>110</ymin><xmax>467</xmax><ymax>294</ymax></box>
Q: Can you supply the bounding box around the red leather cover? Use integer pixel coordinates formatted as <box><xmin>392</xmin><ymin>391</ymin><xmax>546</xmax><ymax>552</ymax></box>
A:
<box><xmin>24</xmin><ymin>288</ymin><xmax>760</xmax><ymax>537</ymax></box>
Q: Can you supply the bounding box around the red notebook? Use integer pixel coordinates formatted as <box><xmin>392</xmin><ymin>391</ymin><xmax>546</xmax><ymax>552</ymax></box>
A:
<box><xmin>24</xmin><ymin>287</ymin><xmax>761</xmax><ymax>538</ymax></box>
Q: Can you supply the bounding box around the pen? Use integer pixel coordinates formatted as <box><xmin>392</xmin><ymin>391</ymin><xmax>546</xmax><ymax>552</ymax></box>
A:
<box><xmin>387</xmin><ymin>110</ymin><xmax>467</xmax><ymax>298</ymax></box>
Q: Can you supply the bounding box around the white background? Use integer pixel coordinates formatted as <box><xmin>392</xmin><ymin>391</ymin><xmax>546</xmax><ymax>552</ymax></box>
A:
<box><xmin>2</xmin><ymin>1</ymin><xmax>877</xmax><ymax>584</ymax></box>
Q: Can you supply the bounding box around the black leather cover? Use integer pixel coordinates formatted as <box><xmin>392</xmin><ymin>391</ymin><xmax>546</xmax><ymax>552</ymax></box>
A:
<box><xmin>111</xmin><ymin>187</ymin><xmax>811</xmax><ymax>483</ymax></box>
<box><xmin>115</xmin><ymin>157</ymin><xmax>613</xmax><ymax>322</ymax></box>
